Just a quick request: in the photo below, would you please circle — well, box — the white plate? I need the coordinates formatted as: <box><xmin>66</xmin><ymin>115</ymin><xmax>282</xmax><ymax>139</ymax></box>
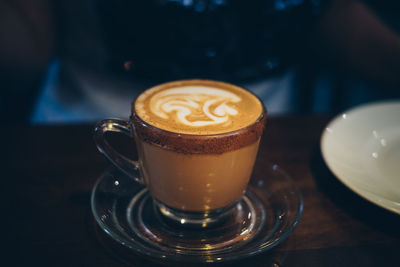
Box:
<box><xmin>321</xmin><ymin>101</ymin><xmax>400</xmax><ymax>214</ymax></box>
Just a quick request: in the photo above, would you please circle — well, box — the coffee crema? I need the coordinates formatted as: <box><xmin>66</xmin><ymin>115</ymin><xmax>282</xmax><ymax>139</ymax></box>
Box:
<box><xmin>135</xmin><ymin>80</ymin><xmax>263</xmax><ymax>135</ymax></box>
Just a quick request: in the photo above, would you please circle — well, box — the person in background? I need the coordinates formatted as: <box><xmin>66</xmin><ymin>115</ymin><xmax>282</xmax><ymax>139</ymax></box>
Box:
<box><xmin>0</xmin><ymin>0</ymin><xmax>54</xmax><ymax>123</ymax></box>
<box><xmin>1</xmin><ymin>0</ymin><xmax>399</xmax><ymax>124</ymax></box>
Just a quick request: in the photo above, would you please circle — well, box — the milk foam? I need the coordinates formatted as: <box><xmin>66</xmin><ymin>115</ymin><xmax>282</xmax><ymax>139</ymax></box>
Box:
<box><xmin>150</xmin><ymin>86</ymin><xmax>241</xmax><ymax>127</ymax></box>
<box><xmin>135</xmin><ymin>80</ymin><xmax>263</xmax><ymax>135</ymax></box>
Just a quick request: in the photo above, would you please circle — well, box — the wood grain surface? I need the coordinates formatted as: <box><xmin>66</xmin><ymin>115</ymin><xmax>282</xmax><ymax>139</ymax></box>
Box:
<box><xmin>3</xmin><ymin>116</ymin><xmax>400</xmax><ymax>266</ymax></box>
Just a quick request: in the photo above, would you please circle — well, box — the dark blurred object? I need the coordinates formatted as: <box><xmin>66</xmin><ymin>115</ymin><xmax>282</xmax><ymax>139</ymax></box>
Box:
<box><xmin>94</xmin><ymin>0</ymin><xmax>324</xmax><ymax>82</ymax></box>
<box><xmin>2</xmin><ymin>0</ymin><xmax>400</xmax><ymax>124</ymax></box>
<box><xmin>314</xmin><ymin>0</ymin><xmax>400</xmax><ymax>89</ymax></box>
<box><xmin>0</xmin><ymin>0</ymin><xmax>54</xmax><ymax>124</ymax></box>
<box><xmin>364</xmin><ymin>0</ymin><xmax>400</xmax><ymax>34</ymax></box>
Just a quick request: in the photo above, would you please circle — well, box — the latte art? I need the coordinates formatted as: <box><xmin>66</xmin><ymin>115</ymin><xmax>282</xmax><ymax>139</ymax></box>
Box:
<box><xmin>150</xmin><ymin>87</ymin><xmax>241</xmax><ymax>127</ymax></box>
<box><xmin>135</xmin><ymin>80</ymin><xmax>263</xmax><ymax>135</ymax></box>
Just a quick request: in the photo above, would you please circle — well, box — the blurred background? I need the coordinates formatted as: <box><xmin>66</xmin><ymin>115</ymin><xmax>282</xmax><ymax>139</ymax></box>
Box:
<box><xmin>1</xmin><ymin>0</ymin><xmax>399</xmax><ymax>124</ymax></box>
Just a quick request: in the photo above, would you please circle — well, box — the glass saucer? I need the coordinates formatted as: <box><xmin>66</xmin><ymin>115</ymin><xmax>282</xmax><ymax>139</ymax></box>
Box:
<box><xmin>91</xmin><ymin>161</ymin><xmax>303</xmax><ymax>263</ymax></box>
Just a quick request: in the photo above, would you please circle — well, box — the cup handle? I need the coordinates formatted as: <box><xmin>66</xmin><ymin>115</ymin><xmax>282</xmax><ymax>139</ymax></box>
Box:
<box><xmin>94</xmin><ymin>119</ymin><xmax>143</xmax><ymax>184</ymax></box>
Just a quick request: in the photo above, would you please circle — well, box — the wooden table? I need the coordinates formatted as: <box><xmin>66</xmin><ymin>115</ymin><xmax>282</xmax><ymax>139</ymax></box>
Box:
<box><xmin>4</xmin><ymin>116</ymin><xmax>400</xmax><ymax>266</ymax></box>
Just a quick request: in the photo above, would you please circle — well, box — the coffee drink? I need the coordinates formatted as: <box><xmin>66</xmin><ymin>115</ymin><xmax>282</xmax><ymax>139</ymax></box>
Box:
<box><xmin>132</xmin><ymin>80</ymin><xmax>266</xmax><ymax>211</ymax></box>
<box><xmin>135</xmin><ymin>80</ymin><xmax>263</xmax><ymax>134</ymax></box>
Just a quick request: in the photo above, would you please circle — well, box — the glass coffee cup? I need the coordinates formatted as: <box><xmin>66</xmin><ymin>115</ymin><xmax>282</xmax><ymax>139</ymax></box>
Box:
<box><xmin>94</xmin><ymin>80</ymin><xmax>266</xmax><ymax>227</ymax></box>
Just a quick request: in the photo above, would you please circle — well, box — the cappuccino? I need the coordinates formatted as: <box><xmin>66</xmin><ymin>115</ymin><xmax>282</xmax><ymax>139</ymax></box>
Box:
<box><xmin>132</xmin><ymin>80</ymin><xmax>265</xmax><ymax>211</ymax></box>
<box><xmin>135</xmin><ymin>80</ymin><xmax>263</xmax><ymax>135</ymax></box>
